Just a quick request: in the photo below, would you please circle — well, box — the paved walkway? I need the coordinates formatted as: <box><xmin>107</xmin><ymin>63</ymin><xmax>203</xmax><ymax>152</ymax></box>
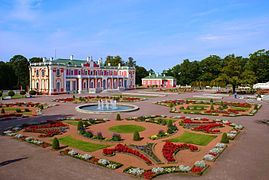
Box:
<box><xmin>1</xmin><ymin>90</ymin><xmax>269</xmax><ymax>180</ymax></box>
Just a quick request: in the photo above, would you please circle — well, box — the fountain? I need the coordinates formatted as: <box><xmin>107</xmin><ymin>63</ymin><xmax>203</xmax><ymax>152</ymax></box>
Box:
<box><xmin>76</xmin><ymin>99</ymin><xmax>139</xmax><ymax>114</ymax></box>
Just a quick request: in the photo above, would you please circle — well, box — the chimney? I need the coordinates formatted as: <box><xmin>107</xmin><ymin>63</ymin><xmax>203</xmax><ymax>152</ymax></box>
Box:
<box><xmin>70</xmin><ymin>55</ymin><xmax>74</xmax><ymax>60</ymax></box>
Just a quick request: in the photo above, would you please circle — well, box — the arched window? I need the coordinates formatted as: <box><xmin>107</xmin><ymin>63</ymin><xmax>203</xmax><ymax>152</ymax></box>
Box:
<box><xmin>56</xmin><ymin>69</ymin><xmax>60</xmax><ymax>76</ymax></box>
<box><xmin>36</xmin><ymin>70</ymin><xmax>39</xmax><ymax>76</ymax></box>
<box><xmin>42</xmin><ymin>69</ymin><xmax>45</xmax><ymax>77</ymax></box>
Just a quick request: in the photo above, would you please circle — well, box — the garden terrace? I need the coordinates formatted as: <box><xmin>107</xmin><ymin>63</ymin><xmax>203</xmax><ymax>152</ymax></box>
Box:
<box><xmin>3</xmin><ymin>113</ymin><xmax>245</xmax><ymax>179</ymax></box>
<box><xmin>156</xmin><ymin>99</ymin><xmax>261</xmax><ymax>117</ymax></box>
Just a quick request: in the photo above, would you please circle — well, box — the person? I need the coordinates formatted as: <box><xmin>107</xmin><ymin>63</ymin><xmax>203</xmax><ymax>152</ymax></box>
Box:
<box><xmin>234</xmin><ymin>92</ymin><xmax>237</xmax><ymax>98</ymax></box>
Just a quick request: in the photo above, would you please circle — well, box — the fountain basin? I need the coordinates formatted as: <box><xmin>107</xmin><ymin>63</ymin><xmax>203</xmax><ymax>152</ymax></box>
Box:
<box><xmin>75</xmin><ymin>103</ymin><xmax>139</xmax><ymax>114</ymax></box>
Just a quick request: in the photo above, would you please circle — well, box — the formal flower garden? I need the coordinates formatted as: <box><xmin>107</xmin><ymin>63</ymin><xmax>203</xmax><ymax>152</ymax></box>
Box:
<box><xmin>3</xmin><ymin>113</ymin><xmax>244</xmax><ymax>179</ymax></box>
<box><xmin>0</xmin><ymin>102</ymin><xmax>49</xmax><ymax>119</ymax></box>
<box><xmin>155</xmin><ymin>99</ymin><xmax>262</xmax><ymax>116</ymax></box>
<box><xmin>52</xmin><ymin>94</ymin><xmax>146</xmax><ymax>103</ymax></box>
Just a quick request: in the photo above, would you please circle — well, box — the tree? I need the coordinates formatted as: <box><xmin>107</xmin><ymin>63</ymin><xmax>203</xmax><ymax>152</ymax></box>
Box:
<box><xmin>221</xmin><ymin>133</ymin><xmax>229</xmax><ymax>143</ymax></box>
<box><xmin>8</xmin><ymin>90</ymin><xmax>15</xmax><ymax>97</ymax></box>
<box><xmin>148</xmin><ymin>69</ymin><xmax>155</xmax><ymax>75</ymax></box>
<box><xmin>133</xmin><ymin>131</ymin><xmax>141</xmax><ymax>141</ymax></box>
<box><xmin>10</xmin><ymin>55</ymin><xmax>29</xmax><ymax>89</ymax></box>
<box><xmin>216</xmin><ymin>55</ymin><xmax>244</xmax><ymax>93</ymax></box>
<box><xmin>135</xmin><ymin>66</ymin><xmax>148</xmax><ymax>85</ymax></box>
<box><xmin>52</xmin><ymin>138</ymin><xmax>60</xmax><ymax>149</ymax></box>
<box><xmin>240</xmin><ymin>70</ymin><xmax>257</xmax><ymax>86</ymax></box>
<box><xmin>126</xmin><ymin>57</ymin><xmax>136</xmax><ymax>67</ymax></box>
<box><xmin>77</xmin><ymin>121</ymin><xmax>84</xmax><ymax>131</ymax></box>
<box><xmin>0</xmin><ymin>62</ymin><xmax>17</xmax><ymax>90</ymax></box>
<box><xmin>29</xmin><ymin>57</ymin><xmax>43</xmax><ymax>63</ymax></box>
<box><xmin>199</xmin><ymin>55</ymin><xmax>223</xmax><ymax>82</ymax></box>
<box><xmin>116</xmin><ymin>113</ymin><xmax>121</xmax><ymax>120</ymax></box>
<box><xmin>104</xmin><ymin>55</ymin><xmax>125</xmax><ymax>66</ymax></box>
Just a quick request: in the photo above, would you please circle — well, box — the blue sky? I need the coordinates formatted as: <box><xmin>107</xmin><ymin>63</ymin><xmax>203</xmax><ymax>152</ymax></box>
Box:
<box><xmin>0</xmin><ymin>0</ymin><xmax>269</xmax><ymax>72</ymax></box>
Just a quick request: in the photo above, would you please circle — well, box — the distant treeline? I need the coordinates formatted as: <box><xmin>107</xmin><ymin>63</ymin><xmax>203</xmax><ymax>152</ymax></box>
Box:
<box><xmin>163</xmin><ymin>49</ymin><xmax>269</xmax><ymax>92</ymax></box>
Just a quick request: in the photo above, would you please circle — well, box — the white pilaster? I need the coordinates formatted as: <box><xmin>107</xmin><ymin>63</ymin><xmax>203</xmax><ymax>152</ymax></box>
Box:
<box><xmin>78</xmin><ymin>76</ymin><xmax>82</xmax><ymax>94</ymax></box>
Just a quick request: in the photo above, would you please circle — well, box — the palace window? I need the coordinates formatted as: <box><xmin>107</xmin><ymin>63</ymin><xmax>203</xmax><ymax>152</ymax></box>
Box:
<box><xmin>36</xmin><ymin>70</ymin><xmax>39</xmax><ymax>76</ymax></box>
<box><xmin>56</xmin><ymin>69</ymin><xmax>60</xmax><ymax>76</ymax></box>
<box><xmin>42</xmin><ymin>69</ymin><xmax>45</xmax><ymax>77</ymax></box>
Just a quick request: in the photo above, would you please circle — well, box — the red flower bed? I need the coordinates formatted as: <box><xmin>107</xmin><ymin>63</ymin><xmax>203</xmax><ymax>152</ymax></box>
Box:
<box><xmin>103</xmin><ymin>144</ymin><xmax>152</xmax><ymax>165</ymax></box>
<box><xmin>162</xmin><ymin>142</ymin><xmax>198</xmax><ymax>162</ymax></box>
<box><xmin>25</xmin><ymin>122</ymin><xmax>68</xmax><ymax>130</ymax></box>
<box><xmin>143</xmin><ymin>170</ymin><xmax>155</xmax><ymax>179</ymax></box>
<box><xmin>192</xmin><ymin>123</ymin><xmax>223</xmax><ymax>133</ymax></box>
<box><xmin>191</xmin><ymin>166</ymin><xmax>203</xmax><ymax>173</ymax></box>
<box><xmin>24</xmin><ymin>122</ymin><xmax>68</xmax><ymax>137</ymax></box>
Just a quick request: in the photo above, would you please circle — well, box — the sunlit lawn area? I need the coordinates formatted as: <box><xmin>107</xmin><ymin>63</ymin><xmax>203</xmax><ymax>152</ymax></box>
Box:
<box><xmin>63</xmin><ymin>120</ymin><xmax>79</xmax><ymax>126</ymax></box>
<box><xmin>169</xmin><ymin>131</ymin><xmax>217</xmax><ymax>146</ymax></box>
<box><xmin>109</xmin><ymin>125</ymin><xmax>146</xmax><ymax>133</ymax></box>
<box><xmin>58</xmin><ymin>136</ymin><xmax>110</xmax><ymax>152</ymax></box>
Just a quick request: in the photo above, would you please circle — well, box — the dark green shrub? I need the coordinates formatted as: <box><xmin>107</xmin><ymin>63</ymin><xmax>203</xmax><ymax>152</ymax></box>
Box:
<box><xmin>24</xmin><ymin>108</ymin><xmax>30</xmax><ymax>112</ymax></box>
<box><xmin>29</xmin><ymin>90</ymin><xmax>36</xmax><ymax>95</ymax></box>
<box><xmin>210</xmin><ymin>104</ymin><xmax>214</xmax><ymax>110</ymax></box>
<box><xmin>38</xmin><ymin>104</ymin><xmax>44</xmax><ymax>110</ymax></box>
<box><xmin>8</xmin><ymin>90</ymin><xmax>15</xmax><ymax>97</ymax></box>
<box><xmin>20</xmin><ymin>91</ymin><xmax>26</xmax><ymax>95</ymax></box>
<box><xmin>1</xmin><ymin>108</ymin><xmax>5</xmax><ymax>114</ymax></box>
<box><xmin>167</xmin><ymin>120</ymin><xmax>173</xmax><ymax>127</ymax></box>
<box><xmin>210</xmin><ymin>99</ymin><xmax>214</xmax><ymax>103</ymax></box>
<box><xmin>116</xmin><ymin>113</ymin><xmax>121</xmax><ymax>120</ymax></box>
<box><xmin>96</xmin><ymin>132</ymin><xmax>104</xmax><ymax>140</ymax></box>
<box><xmin>133</xmin><ymin>131</ymin><xmax>141</xmax><ymax>141</ymax></box>
<box><xmin>72</xmin><ymin>95</ymin><xmax>76</xmax><ymax>99</ymax></box>
<box><xmin>161</xmin><ymin>120</ymin><xmax>167</xmax><ymax>125</ymax></box>
<box><xmin>158</xmin><ymin>130</ymin><xmax>165</xmax><ymax>137</ymax></box>
<box><xmin>0</xmin><ymin>90</ymin><xmax>2</xmax><ymax>97</ymax></box>
<box><xmin>52</xmin><ymin>138</ymin><xmax>60</xmax><ymax>149</ymax></box>
<box><xmin>111</xmin><ymin>133</ymin><xmax>121</xmax><ymax>141</ymax></box>
<box><xmin>15</xmin><ymin>108</ymin><xmax>21</xmax><ymax>113</ymax></box>
<box><xmin>83</xmin><ymin>131</ymin><xmax>93</xmax><ymax>138</ymax></box>
<box><xmin>77</xmin><ymin>121</ymin><xmax>84</xmax><ymax>131</ymax></box>
<box><xmin>186</xmin><ymin>106</ymin><xmax>190</xmax><ymax>110</ymax></box>
<box><xmin>167</xmin><ymin>124</ymin><xmax>178</xmax><ymax>134</ymax></box>
<box><xmin>221</xmin><ymin>133</ymin><xmax>229</xmax><ymax>143</ymax></box>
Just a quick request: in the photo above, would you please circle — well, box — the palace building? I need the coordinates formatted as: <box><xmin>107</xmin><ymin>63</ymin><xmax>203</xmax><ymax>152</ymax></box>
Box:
<box><xmin>29</xmin><ymin>56</ymin><xmax>136</xmax><ymax>95</ymax></box>
<box><xmin>142</xmin><ymin>74</ymin><xmax>176</xmax><ymax>88</ymax></box>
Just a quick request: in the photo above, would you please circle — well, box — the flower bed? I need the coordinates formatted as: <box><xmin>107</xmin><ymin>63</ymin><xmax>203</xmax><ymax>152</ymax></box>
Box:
<box><xmin>24</xmin><ymin>121</ymin><xmax>69</xmax><ymax>137</ymax></box>
<box><xmin>103</xmin><ymin>144</ymin><xmax>152</xmax><ymax>165</ymax></box>
<box><xmin>203</xmin><ymin>143</ymin><xmax>227</xmax><ymax>162</ymax></box>
<box><xmin>130</xmin><ymin>143</ymin><xmax>162</xmax><ymax>163</ymax></box>
<box><xmin>162</xmin><ymin>142</ymin><xmax>198</xmax><ymax>162</ymax></box>
<box><xmin>61</xmin><ymin>149</ymin><xmax>122</xmax><ymax>170</ymax></box>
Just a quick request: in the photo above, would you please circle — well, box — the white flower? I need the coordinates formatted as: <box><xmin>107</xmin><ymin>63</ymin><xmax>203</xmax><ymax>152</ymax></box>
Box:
<box><xmin>179</xmin><ymin>165</ymin><xmax>191</xmax><ymax>172</ymax></box>
<box><xmin>194</xmin><ymin>160</ymin><xmax>206</xmax><ymax>168</ymax></box>
<box><xmin>127</xmin><ymin>167</ymin><xmax>144</xmax><ymax>176</ymax></box>
<box><xmin>15</xmin><ymin>134</ymin><xmax>23</xmax><ymax>138</ymax></box>
<box><xmin>82</xmin><ymin>154</ymin><xmax>92</xmax><ymax>160</ymax></box>
<box><xmin>25</xmin><ymin>137</ymin><xmax>33</xmax><ymax>142</ymax></box>
<box><xmin>68</xmin><ymin>150</ymin><xmax>78</xmax><ymax>156</ymax></box>
<box><xmin>98</xmin><ymin>159</ymin><xmax>110</xmax><ymax>165</ymax></box>
<box><xmin>107</xmin><ymin>163</ymin><xmax>117</xmax><ymax>169</ymax></box>
<box><xmin>151</xmin><ymin>167</ymin><xmax>164</xmax><ymax>173</ymax></box>
<box><xmin>210</xmin><ymin>147</ymin><xmax>223</xmax><ymax>154</ymax></box>
<box><xmin>203</xmin><ymin>154</ymin><xmax>215</xmax><ymax>161</ymax></box>
<box><xmin>215</xmin><ymin>143</ymin><xmax>226</xmax><ymax>148</ymax></box>
<box><xmin>3</xmin><ymin>130</ymin><xmax>12</xmax><ymax>134</ymax></box>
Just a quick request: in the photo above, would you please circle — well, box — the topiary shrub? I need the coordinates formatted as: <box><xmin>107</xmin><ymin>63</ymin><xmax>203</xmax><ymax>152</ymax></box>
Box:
<box><xmin>20</xmin><ymin>90</ymin><xmax>26</xmax><ymax>95</ymax></box>
<box><xmin>111</xmin><ymin>133</ymin><xmax>122</xmax><ymax>141</ymax></box>
<box><xmin>167</xmin><ymin>120</ymin><xmax>173</xmax><ymax>127</ymax></box>
<box><xmin>24</xmin><ymin>108</ymin><xmax>30</xmax><ymax>112</ymax></box>
<box><xmin>158</xmin><ymin>130</ymin><xmax>165</xmax><ymax>137</ymax></box>
<box><xmin>15</xmin><ymin>108</ymin><xmax>21</xmax><ymax>113</ymax></box>
<box><xmin>133</xmin><ymin>131</ymin><xmax>141</xmax><ymax>141</ymax></box>
<box><xmin>8</xmin><ymin>90</ymin><xmax>15</xmax><ymax>97</ymax></box>
<box><xmin>221</xmin><ymin>133</ymin><xmax>229</xmax><ymax>143</ymax></box>
<box><xmin>77</xmin><ymin>121</ymin><xmax>84</xmax><ymax>131</ymax></box>
<box><xmin>116</xmin><ymin>113</ymin><xmax>121</xmax><ymax>120</ymax></box>
<box><xmin>29</xmin><ymin>90</ymin><xmax>36</xmax><ymax>95</ymax></box>
<box><xmin>52</xmin><ymin>137</ymin><xmax>60</xmax><ymax>150</ymax></box>
<box><xmin>1</xmin><ymin>108</ymin><xmax>5</xmax><ymax>114</ymax></box>
<box><xmin>96</xmin><ymin>132</ymin><xmax>104</xmax><ymax>140</ymax></box>
<box><xmin>210</xmin><ymin>104</ymin><xmax>214</xmax><ymax>110</ymax></box>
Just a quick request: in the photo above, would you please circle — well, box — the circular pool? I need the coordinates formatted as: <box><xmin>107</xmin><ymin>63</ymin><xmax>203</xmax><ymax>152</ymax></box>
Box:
<box><xmin>75</xmin><ymin>103</ymin><xmax>139</xmax><ymax>114</ymax></box>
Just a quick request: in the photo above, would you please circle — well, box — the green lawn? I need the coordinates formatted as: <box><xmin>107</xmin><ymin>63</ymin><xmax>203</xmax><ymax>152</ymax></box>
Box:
<box><xmin>109</xmin><ymin>125</ymin><xmax>146</xmax><ymax>133</ymax></box>
<box><xmin>58</xmin><ymin>136</ymin><xmax>109</xmax><ymax>152</ymax></box>
<box><xmin>168</xmin><ymin>132</ymin><xmax>217</xmax><ymax>146</ymax></box>
<box><xmin>186</xmin><ymin>97</ymin><xmax>212</xmax><ymax>101</ymax></box>
<box><xmin>63</xmin><ymin>120</ymin><xmax>79</xmax><ymax>126</ymax></box>
<box><xmin>3</xmin><ymin>94</ymin><xmax>25</xmax><ymax>99</ymax></box>
<box><xmin>112</xmin><ymin>94</ymin><xmax>157</xmax><ymax>98</ymax></box>
<box><xmin>230</xmin><ymin>107</ymin><xmax>250</xmax><ymax>111</ymax></box>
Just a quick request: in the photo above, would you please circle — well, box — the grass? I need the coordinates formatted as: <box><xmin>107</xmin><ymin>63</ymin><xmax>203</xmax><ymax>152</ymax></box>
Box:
<box><xmin>3</xmin><ymin>93</ymin><xmax>25</xmax><ymax>99</ymax></box>
<box><xmin>109</xmin><ymin>125</ymin><xmax>146</xmax><ymax>133</ymax></box>
<box><xmin>64</xmin><ymin>120</ymin><xmax>79</xmax><ymax>126</ymax></box>
<box><xmin>58</xmin><ymin>136</ymin><xmax>109</xmax><ymax>152</ymax></box>
<box><xmin>186</xmin><ymin>97</ymin><xmax>212</xmax><ymax>101</ymax></box>
<box><xmin>230</xmin><ymin>107</ymin><xmax>250</xmax><ymax>111</ymax></box>
<box><xmin>169</xmin><ymin>132</ymin><xmax>217</xmax><ymax>146</ymax></box>
<box><xmin>112</xmin><ymin>94</ymin><xmax>157</xmax><ymax>98</ymax></box>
